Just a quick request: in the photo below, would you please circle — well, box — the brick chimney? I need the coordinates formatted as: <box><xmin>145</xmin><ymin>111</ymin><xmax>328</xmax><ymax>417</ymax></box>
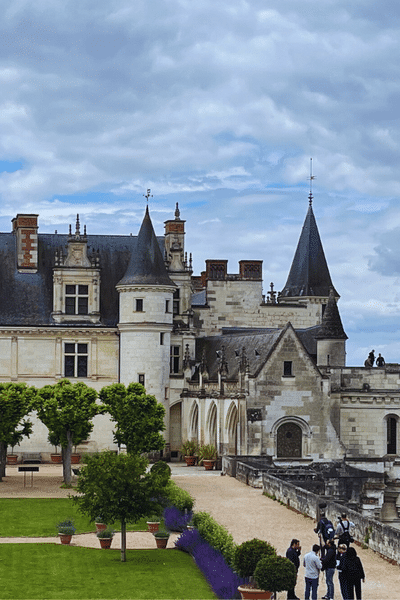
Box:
<box><xmin>12</xmin><ymin>214</ymin><xmax>39</xmax><ymax>272</ymax></box>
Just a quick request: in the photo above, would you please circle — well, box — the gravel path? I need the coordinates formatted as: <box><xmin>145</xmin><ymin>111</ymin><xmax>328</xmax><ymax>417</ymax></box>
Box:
<box><xmin>1</xmin><ymin>463</ymin><xmax>399</xmax><ymax>599</ymax></box>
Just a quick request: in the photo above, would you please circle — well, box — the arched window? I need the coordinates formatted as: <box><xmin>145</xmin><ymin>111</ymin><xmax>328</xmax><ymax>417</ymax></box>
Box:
<box><xmin>190</xmin><ymin>402</ymin><xmax>199</xmax><ymax>443</ymax></box>
<box><xmin>207</xmin><ymin>402</ymin><xmax>217</xmax><ymax>447</ymax></box>
<box><xmin>226</xmin><ymin>402</ymin><xmax>238</xmax><ymax>455</ymax></box>
<box><xmin>387</xmin><ymin>416</ymin><xmax>397</xmax><ymax>454</ymax></box>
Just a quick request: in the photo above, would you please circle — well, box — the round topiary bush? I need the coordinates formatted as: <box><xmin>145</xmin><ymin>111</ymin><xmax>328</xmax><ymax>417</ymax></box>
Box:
<box><xmin>254</xmin><ymin>554</ymin><xmax>297</xmax><ymax>593</ymax></box>
<box><xmin>233</xmin><ymin>538</ymin><xmax>276</xmax><ymax>578</ymax></box>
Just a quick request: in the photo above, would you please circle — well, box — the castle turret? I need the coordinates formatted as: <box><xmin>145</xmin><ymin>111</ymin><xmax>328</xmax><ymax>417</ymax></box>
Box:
<box><xmin>280</xmin><ymin>201</ymin><xmax>338</xmax><ymax>302</ymax></box>
<box><xmin>315</xmin><ymin>287</ymin><xmax>347</xmax><ymax>367</ymax></box>
<box><xmin>116</xmin><ymin>206</ymin><xmax>176</xmax><ymax>412</ymax></box>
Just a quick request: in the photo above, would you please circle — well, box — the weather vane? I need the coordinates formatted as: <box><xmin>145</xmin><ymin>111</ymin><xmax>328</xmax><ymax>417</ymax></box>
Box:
<box><xmin>308</xmin><ymin>158</ymin><xmax>316</xmax><ymax>206</ymax></box>
<box><xmin>143</xmin><ymin>189</ymin><xmax>153</xmax><ymax>203</ymax></box>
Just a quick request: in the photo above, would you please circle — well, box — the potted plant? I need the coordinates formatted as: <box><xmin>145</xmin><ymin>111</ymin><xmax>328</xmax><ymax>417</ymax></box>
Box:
<box><xmin>180</xmin><ymin>440</ymin><xmax>198</xmax><ymax>466</ymax></box>
<box><xmin>233</xmin><ymin>538</ymin><xmax>277</xmax><ymax>600</ymax></box>
<box><xmin>95</xmin><ymin>515</ymin><xmax>107</xmax><ymax>533</ymax></box>
<box><xmin>71</xmin><ymin>444</ymin><xmax>81</xmax><ymax>464</ymax></box>
<box><xmin>146</xmin><ymin>514</ymin><xmax>161</xmax><ymax>533</ymax></box>
<box><xmin>253</xmin><ymin>555</ymin><xmax>296</xmax><ymax>599</ymax></box>
<box><xmin>6</xmin><ymin>426</ymin><xmax>31</xmax><ymax>465</ymax></box>
<box><xmin>56</xmin><ymin>519</ymin><xmax>76</xmax><ymax>545</ymax></box>
<box><xmin>96</xmin><ymin>527</ymin><xmax>115</xmax><ymax>549</ymax></box>
<box><xmin>153</xmin><ymin>529</ymin><xmax>170</xmax><ymax>549</ymax></box>
<box><xmin>198</xmin><ymin>444</ymin><xmax>218</xmax><ymax>470</ymax></box>
<box><xmin>48</xmin><ymin>431</ymin><xmax>62</xmax><ymax>464</ymax></box>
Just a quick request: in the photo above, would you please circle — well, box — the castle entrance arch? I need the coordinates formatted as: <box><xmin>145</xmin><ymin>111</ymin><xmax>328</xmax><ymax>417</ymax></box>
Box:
<box><xmin>277</xmin><ymin>422</ymin><xmax>302</xmax><ymax>458</ymax></box>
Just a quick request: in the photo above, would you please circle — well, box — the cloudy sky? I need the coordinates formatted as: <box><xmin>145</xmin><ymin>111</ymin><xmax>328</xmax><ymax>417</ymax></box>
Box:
<box><xmin>1</xmin><ymin>0</ymin><xmax>400</xmax><ymax>366</ymax></box>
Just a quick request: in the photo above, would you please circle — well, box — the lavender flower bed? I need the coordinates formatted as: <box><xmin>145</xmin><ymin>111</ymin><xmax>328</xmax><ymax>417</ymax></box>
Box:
<box><xmin>163</xmin><ymin>506</ymin><xmax>193</xmax><ymax>532</ymax></box>
<box><xmin>175</xmin><ymin>529</ymin><xmax>247</xmax><ymax>600</ymax></box>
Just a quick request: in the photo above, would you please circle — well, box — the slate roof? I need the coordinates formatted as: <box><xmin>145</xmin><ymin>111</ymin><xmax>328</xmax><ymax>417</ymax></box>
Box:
<box><xmin>195</xmin><ymin>324</ymin><xmax>325</xmax><ymax>380</ymax></box>
<box><xmin>280</xmin><ymin>203</ymin><xmax>338</xmax><ymax>298</ymax></box>
<box><xmin>0</xmin><ymin>229</ymin><xmax>165</xmax><ymax>327</ymax></box>
<box><xmin>315</xmin><ymin>288</ymin><xmax>347</xmax><ymax>340</ymax></box>
<box><xmin>117</xmin><ymin>206</ymin><xmax>175</xmax><ymax>288</ymax></box>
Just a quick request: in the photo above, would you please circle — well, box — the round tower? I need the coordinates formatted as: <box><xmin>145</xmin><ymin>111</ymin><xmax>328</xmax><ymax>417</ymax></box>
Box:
<box><xmin>116</xmin><ymin>206</ymin><xmax>176</xmax><ymax>413</ymax></box>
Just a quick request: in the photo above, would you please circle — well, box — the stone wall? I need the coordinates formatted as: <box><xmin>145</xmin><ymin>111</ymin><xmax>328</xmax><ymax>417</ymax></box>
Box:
<box><xmin>258</xmin><ymin>470</ymin><xmax>400</xmax><ymax>564</ymax></box>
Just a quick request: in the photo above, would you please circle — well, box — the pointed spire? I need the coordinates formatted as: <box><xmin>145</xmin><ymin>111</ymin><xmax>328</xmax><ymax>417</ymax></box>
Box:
<box><xmin>315</xmin><ymin>287</ymin><xmax>348</xmax><ymax>339</ymax></box>
<box><xmin>280</xmin><ymin>202</ymin><xmax>338</xmax><ymax>298</ymax></box>
<box><xmin>118</xmin><ymin>206</ymin><xmax>175</xmax><ymax>287</ymax></box>
<box><xmin>75</xmin><ymin>214</ymin><xmax>80</xmax><ymax>237</ymax></box>
<box><xmin>175</xmin><ymin>202</ymin><xmax>180</xmax><ymax>219</ymax></box>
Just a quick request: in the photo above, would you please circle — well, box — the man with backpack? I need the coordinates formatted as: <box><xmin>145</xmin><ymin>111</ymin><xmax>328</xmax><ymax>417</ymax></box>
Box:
<box><xmin>336</xmin><ymin>513</ymin><xmax>355</xmax><ymax>547</ymax></box>
<box><xmin>314</xmin><ymin>513</ymin><xmax>335</xmax><ymax>545</ymax></box>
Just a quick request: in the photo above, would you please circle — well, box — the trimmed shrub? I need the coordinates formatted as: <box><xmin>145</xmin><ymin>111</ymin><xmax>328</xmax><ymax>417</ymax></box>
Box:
<box><xmin>175</xmin><ymin>529</ymin><xmax>246</xmax><ymax>600</ymax></box>
<box><xmin>233</xmin><ymin>538</ymin><xmax>276</xmax><ymax>578</ymax></box>
<box><xmin>163</xmin><ymin>506</ymin><xmax>193</xmax><ymax>532</ymax></box>
<box><xmin>192</xmin><ymin>511</ymin><xmax>236</xmax><ymax>567</ymax></box>
<box><xmin>163</xmin><ymin>480</ymin><xmax>194</xmax><ymax>512</ymax></box>
<box><xmin>254</xmin><ymin>554</ymin><xmax>296</xmax><ymax>593</ymax></box>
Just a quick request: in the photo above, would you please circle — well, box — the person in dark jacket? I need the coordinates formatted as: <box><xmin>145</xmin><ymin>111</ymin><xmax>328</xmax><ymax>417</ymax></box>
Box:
<box><xmin>286</xmin><ymin>538</ymin><xmax>301</xmax><ymax>600</ymax></box>
<box><xmin>321</xmin><ymin>539</ymin><xmax>336</xmax><ymax>600</ymax></box>
<box><xmin>341</xmin><ymin>546</ymin><xmax>365</xmax><ymax>600</ymax></box>
<box><xmin>337</xmin><ymin>544</ymin><xmax>349</xmax><ymax>600</ymax></box>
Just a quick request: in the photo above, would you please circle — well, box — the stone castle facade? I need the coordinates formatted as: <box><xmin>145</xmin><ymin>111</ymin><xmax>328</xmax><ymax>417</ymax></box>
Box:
<box><xmin>2</xmin><ymin>198</ymin><xmax>400</xmax><ymax>516</ymax></box>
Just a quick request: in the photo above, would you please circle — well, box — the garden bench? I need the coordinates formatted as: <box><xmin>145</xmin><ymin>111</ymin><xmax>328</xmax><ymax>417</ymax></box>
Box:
<box><xmin>22</xmin><ymin>452</ymin><xmax>42</xmax><ymax>464</ymax></box>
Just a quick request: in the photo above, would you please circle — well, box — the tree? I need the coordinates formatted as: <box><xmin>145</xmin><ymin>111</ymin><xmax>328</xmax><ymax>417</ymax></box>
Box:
<box><xmin>72</xmin><ymin>451</ymin><xmax>170</xmax><ymax>561</ymax></box>
<box><xmin>0</xmin><ymin>383</ymin><xmax>36</xmax><ymax>480</ymax></box>
<box><xmin>99</xmin><ymin>383</ymin><xmax>165</xmax><ymax>455</ymax></box>
<box><xmin>35</xmin><ymin>379</ymin><xmax>102</xmax><ymax>485</ymax></box>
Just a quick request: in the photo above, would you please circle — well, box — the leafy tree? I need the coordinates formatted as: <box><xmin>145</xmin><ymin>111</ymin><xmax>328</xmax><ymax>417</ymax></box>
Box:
<box><xmin>99</xmin><ymin>382</ymin><xmax>165</xmax><ymax>455</ymax></box>
<box><xmin>35</xmin><ymin>379</ymin><xmax>102</xmax><ymax>485</ymax></box>
<box><xmin>0</xmin><ymin>383</ymin><xmax>36</xmax><ymax>480</ymax></box>
<box><xmin>72</xmin><ymin>451</ymin><xmax>170</xmax><ymax>561</ymax></box>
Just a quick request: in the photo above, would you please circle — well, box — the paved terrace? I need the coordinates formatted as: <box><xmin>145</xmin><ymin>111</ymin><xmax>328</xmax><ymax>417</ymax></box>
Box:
<box><xmin>0</xmin><ymin>462</ymin><xmax>398</xmax><ymax>599</ymax></box>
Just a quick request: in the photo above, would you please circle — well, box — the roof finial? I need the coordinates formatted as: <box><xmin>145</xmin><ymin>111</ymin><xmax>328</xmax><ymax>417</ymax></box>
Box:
<box><xmin>175</xmin><ymin>202</ymin><xmax>180</xmax><ymax>219</ymax></box>
<box><xmin>75</xmin><ymin>214</ymin><xmax>80</xmax><ymax>236</ymax></box>
<box><xmin>308</xmin><ymin>157</ymin><xmax>316</xmax><ymax>206</ymax></box>
<box><xmin>143</xmin><ymin>188</ymin><xmax>153</xmax><ymax>204</ymax></box>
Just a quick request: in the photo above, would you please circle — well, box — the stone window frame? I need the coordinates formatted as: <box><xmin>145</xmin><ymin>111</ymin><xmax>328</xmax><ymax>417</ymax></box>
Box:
<box><xmin>385</xmin><ymin>414</ymin><xmax>399</xmax><ymax>455</ymax></box>
<box><xmin>270</xmin><ymin>416</ymin><xmax>312</xmax><ymax>460</ymax></box>
<box><xmin>64</xmin><ymin>342</ymin><xmax>89</xmax><ymax>378</ymax></box>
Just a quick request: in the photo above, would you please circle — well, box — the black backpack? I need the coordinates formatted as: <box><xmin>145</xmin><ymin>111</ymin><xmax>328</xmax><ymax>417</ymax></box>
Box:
<box><xmin>320</xmin><ymin>518</ymin><xmax>335</xmax><ymax>540</ymax></box>
<box><xmin>339</xmin><ymin>519</ymin><xmax>354</xmax><ymax>544</ymax></box>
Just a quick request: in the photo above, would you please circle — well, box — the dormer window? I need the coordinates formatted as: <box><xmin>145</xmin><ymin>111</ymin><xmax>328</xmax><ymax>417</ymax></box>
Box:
<box><xmin>65</xmin><ymin>285</ymin><xmax>89</xmax><ymax>315</ymax></box>
<box><xmin>51</xmin><ymin>215</ymin><xmax>101</xmax><ymax>324</ymax></box>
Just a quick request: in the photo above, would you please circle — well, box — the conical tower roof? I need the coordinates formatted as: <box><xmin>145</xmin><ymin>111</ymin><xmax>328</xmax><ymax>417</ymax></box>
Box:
<box><xmin>280</xmin><ymin>202</ymin><xmax>338</xmax><ymax>298</ymax></box>
<box><xmin>315</xmin><ymin>287</ymin><xmax>347</xmax><ymax>339</ymax></box>
<box><xmin>118</xmin><ymin>206</ymin><xmax>175</xmax><ymax>287</ymax></box>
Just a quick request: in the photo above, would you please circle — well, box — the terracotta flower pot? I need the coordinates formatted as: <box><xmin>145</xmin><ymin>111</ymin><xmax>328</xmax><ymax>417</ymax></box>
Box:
<box><xmin>51</xmin><ymin>454</ymin><xmax>62</xmax><ymax>464</ymax></box>
<box><xmin>155</xmin><ymin>537</ymin><xmax>169</xmax><ymax>549</ymax></box>
<box><xmin>184</xmin><ymin>455</ymin><xmax>196</xmax><ymax>466</ymax></box>
<box><xmin>147</xmin><ymin>521</ymin><xmax>160</xmax><ymax>533</ymax></box>
<box><xmin>203</xmin><ymin>459</ymin><xmax>215</xmax><ymax>470</ymax></box>
<box><xmin>58</xmin><ymin>533</ymin><xmax>72</xmax><ymax>545</ymax></box>
<box><xmin>7</xmin><ymin>455</ymin><xmax>18</xmax><ymax>465</ymax></box>
<box><xmin>238</xmin><ymin>585</ymin><xmax>273</xmax><ymax>600</ymax></box>
<box><xmin>99</xmin><ymin>537</ymin><xmax>113</xmax><ymax>549</ymax></box>
<box><xmin>95</xmin><ymin>523</ymin><xmax>107</xmax><ymax>533</ymax></box>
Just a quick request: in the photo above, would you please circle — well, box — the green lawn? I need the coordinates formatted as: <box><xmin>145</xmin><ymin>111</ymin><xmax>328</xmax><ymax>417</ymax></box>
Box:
<box><xmin>0</xmin><ymin>544</ymin><xmax>216</xmax><ymax>599</ymax></box>
<box><xmin>0</xmin><ymin>498</ymin><xmax>153</xmax><ymax>537</ymax></box>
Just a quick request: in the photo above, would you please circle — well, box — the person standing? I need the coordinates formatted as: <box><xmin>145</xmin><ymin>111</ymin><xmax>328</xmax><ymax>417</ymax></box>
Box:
<box><xmin>286</xmin><ymin>538</ymin><xmax>301</xmax><ymax>600</ymax></box>
<box><xmin>321</xmin><ymin>539</ymin><xmax>336</xmax><ymax>600</ymax></box>
<box><xmin>303</xmin><ymin>544</ymin><xmax>322</xmax><ymax>600</ymax></box>
<box><xmin>336</xmin><ymin>513</ymin><xmax>355</xmax><ymax>547</ymax></box>
<box><xmin>336</xmin><ymin>544</ymin><xmax>349</xmax><ymax>600</ymax></box>
<box><xmin>341</xmin><ymin>546</ymin><xmax>365</xmax><ymax>600</ymax></box>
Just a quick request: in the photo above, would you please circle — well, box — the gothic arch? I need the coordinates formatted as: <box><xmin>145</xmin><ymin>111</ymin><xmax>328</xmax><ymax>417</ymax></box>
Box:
<box><xmin>226</xmin><ymin>401</ymin><xmax>239</xmax><ymax>455</ymax></box>
<box><xmin>189</xmin><ymin>401</ymin><xmax>199</xmax><ymax>443</ymax></box>
<box><xmin>206</xmin><ymin>401</ymin><xmax>218</xmax><ymax>447</ymax></box>
<box><xmin>271</xmin><ymin>417</ymin><xmax>311</xmax><ymax>459</ymax></box>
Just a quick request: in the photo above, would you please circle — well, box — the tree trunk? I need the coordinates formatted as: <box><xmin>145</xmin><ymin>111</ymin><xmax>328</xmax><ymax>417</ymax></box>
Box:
<box><xmin>121</xmin><ymin>518</ymin><xmax>126</xmax><ymax>562</ymax></box>
<box><xmin>62</xmin><ymin>431</ymin><xmax>73</xmax><ymax>485</ymax></box>
<box><xmin>0</xmin><ymin>441</ymin><xmax>7</xmax><ymax>481</ymax></box>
